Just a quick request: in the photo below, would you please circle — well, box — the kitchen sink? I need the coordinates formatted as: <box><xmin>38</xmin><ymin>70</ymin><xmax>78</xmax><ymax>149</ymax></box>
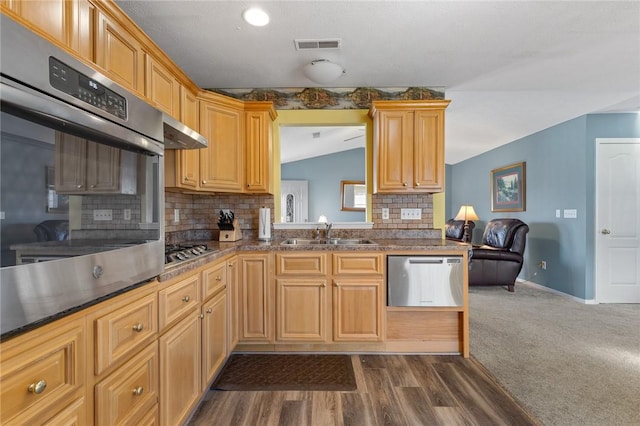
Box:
<box><xmin>280</xmin><ymin>238</ymin><xmax>377</xmax><ymax>246</ymax></box>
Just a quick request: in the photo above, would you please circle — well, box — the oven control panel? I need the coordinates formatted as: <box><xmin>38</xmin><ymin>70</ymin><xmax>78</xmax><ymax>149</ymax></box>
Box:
<box><xmin>49</xmin><ymin>57</ymin><xmax>127</xmax><ymax>120</ymax></box>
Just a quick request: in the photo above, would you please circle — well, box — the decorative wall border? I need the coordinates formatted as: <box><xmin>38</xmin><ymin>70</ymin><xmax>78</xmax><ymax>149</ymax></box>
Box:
<box><xmin>205</xmin><ymin>87</ymin><xmax>444</xmax><ymax>110</ymax></box>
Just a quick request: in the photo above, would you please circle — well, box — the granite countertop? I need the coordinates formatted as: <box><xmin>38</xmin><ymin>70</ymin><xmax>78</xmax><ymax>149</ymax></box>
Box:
<box><xmin>159</xmin><ymin>237</ymin><xmax>470</xmax><ymax>281</ymax></box>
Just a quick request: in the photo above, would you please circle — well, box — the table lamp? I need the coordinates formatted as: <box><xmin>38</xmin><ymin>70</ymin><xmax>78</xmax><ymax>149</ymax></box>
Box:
<box><xmin>454</xmin><ymin>205</ymin><xmax>479</xmax><ymax>243</ymax></box>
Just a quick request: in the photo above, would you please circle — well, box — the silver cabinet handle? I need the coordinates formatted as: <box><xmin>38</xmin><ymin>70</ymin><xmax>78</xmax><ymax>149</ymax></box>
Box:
<box><xmin>132</xmin><ymin>323</ymin><xmax>144</xmax><ymax>332</ymax></box>
<box><xmin>132</xmin><ymin>386</ymin><xmax>144</xmax><ymax>396</ymax></box>
<box><xmin>28</xmin><ymin>380</ymin><xmax>47</xmax><ymax>394</ymax></box>
<box><xmin>182</xmin><ymin>295</ymin><xmax>190</xmax><ymax>302</ymax></box>
<box><xmin>601</xmin><ymin>229</ymin><xmax>611</xmax><ymax>235</ymax></box>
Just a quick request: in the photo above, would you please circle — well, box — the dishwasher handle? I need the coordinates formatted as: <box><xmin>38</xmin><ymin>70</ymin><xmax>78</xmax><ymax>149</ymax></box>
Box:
<box><xmin>408</xmin><ymin>259</ymin><xmax>443</xmax><ymax>264</ymax></box>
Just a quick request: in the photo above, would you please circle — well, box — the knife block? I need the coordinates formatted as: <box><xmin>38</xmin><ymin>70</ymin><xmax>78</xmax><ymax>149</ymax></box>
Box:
<box><xmin>219</xmin><ymin>219</ymin><xmax>243</xmax><ymax>242</ymax></box>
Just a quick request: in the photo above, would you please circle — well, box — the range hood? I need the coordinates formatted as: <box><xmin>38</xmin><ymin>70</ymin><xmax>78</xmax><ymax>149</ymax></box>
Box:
<box><xmin>163</xmin><ymin>113</ymin><xmax>208</xmax><ymax>149</ymax></box>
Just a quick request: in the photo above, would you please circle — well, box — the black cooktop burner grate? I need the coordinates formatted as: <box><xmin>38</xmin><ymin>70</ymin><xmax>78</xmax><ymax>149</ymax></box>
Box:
<box><xmin>165</xmin><ymin>243</ymin><xmax>210</xmax><ymax>265</ymax></box>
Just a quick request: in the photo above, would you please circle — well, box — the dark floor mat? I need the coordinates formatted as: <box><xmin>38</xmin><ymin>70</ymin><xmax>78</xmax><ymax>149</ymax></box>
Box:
<box><xmin>212</xmin><ymin>354</ymin><xmax>357</xmax><ymax>391</ymax></box>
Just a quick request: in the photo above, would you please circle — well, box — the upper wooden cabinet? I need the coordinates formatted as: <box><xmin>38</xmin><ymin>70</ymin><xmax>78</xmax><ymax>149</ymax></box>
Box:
<box><xmin>244</xmin><ymin>102</ymin><xmax>277</xmax><ymax>194</ymax></box>
<box><xmin>94</xmin><ymin>8</ymin><xmax>145</xmax><ymax>96</ymax></box>
<box><xmin>198</xmin><ymin>93</ymin><xmax>245</xmax><ymax>192</ymax></box>
<box><xmin>145</xmin><ymin>54</ymin><xmax>180</xmax><ymax>119</ymax></box>
<box><xmin>1</xmin><ymin>0</ymin><xmax>94</xmax><ymax>62</ymax></box>
<box><xmin>370</xmin><ymin>100</ymin><xmax>450</xmax><ymax>193</ymax></box>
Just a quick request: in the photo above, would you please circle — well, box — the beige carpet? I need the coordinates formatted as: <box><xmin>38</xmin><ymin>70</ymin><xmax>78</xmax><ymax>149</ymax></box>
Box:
<box><xmin>469</xmin><ymin>282</ymin><xmax>640</xmax><ymax>426</ymax></box>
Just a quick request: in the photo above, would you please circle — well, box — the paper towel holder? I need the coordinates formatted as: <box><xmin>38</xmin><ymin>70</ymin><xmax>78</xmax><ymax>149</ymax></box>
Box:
<box><xmin>258</xmin><ymin>207</ymin><xmax>271</xmax><ymax>241</ymax></box>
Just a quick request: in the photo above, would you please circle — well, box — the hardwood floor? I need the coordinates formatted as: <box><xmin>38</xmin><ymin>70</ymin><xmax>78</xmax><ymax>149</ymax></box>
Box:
<box><xmin>188</xmin><ymin>355</ymin><xmax>540</xmax><ymax>426</ymax></box>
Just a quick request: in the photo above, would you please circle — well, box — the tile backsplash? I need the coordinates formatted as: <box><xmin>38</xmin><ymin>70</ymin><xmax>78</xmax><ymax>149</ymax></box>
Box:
<box><xmin>371</xmin><ymin>193</ymin><xmax>434</xmax><ymax>229</ymax></box>
<box><xmin>165</xmin><ymin>192</ymin><xmax>274</xmax><ymax>241</ymax></box>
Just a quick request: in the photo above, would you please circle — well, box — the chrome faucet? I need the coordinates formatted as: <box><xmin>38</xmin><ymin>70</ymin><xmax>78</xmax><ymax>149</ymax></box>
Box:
<box><xmin>325</xmin><ymin>222</ymin><xmax>333</xmax><ymax>240</ymax></box>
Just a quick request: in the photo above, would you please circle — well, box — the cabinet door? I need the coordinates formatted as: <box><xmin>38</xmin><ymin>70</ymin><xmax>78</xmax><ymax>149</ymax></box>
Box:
<box><xmin>159</xmin><ymin>312</ymin><xmax>201</xmax><ymax>426</ymax></box>
<box><xmin>227</xmin><ymin>257</ymin><xmax>240</xmax><ymax>351</ymax></box>
<box><xmin>94</xmin><ymin>342</ymin><xmax>159</xmax><ymax>426</ymax></box>
<box><xmin>174</xmin><ymin>87</ymin><xmax>201</xmax><ymax>189</ymax></box>
<box><xmin>276</xmin><ymin>279</ymin><xmax>328</xmax><ymax>342</ymax></box>
<box><xmin>95</xmin><ymin>10</ymin><xmax>144</xmax><ymax>95</ymax></box>
<box><xmin>245</xmin><ymin>110</ymin><xmax>271</xmax><ymax>193</ymax></box>
<box><xmin>375</xmin><ymin>110</ymin><xmax>413</xmax><ymax>192</ymax></box>
<box><xmin>86</xmin><ymin>140</ymin><xmax>121</xmax><ymax>192</ymax></box>
<box><xmin>1</xmin><ymin>0</ymin><xmax>94</xmax><ymax>62</ymax></box>
<box><xmin>239</xmin><ymin>254</ymin><xmax>271</xmax><ymax>342</ymax></box>
<box><xmin>0</xmin><ymin>317</ymin><xmax>85</xmax><ymax>425</ymax></box>
<box><xmin>145</xmin><ymin>55</ymin><xmax>180</xmax><ymax>119</ymax></box>
<box><xmin>2</xmin><ymin>0</ymin><xmax>67</xmax><ymax>46</ymax></box>
<box><xmin>55</xmin><ymin>133</ymin><xmax>87</xmax><ymax>193</ymax></box>
<box><xmin>199</xmin><ymin>101</ymin><xmax>244</xmax><ymax>192</ymax></box>
<box><xmin>333</xmin><ymin>278</ymin><xmax>383</xmax><ymax>341</ymax></box>
<box><xmin>201</xmin><ymin>290</ymin><xmax>227</xmax><ymax>390</ymax></box>
<box><xmin>413</xmin><ymin>109</ymin><xmax>445</xmax><ymax>191</ymax></box>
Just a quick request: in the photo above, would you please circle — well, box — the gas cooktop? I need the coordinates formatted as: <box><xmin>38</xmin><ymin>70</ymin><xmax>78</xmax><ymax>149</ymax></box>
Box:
<box><xmin>164</xmin><ymin>243</ymin><xmax>212</xmax><ymax>268</ymax></box>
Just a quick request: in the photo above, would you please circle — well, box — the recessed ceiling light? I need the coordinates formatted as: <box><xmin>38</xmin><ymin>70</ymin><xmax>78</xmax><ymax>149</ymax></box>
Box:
<box><xmin>242</xmin><ymin>7</ymin><xmax>269</xmax><ymax>27</ymax></box>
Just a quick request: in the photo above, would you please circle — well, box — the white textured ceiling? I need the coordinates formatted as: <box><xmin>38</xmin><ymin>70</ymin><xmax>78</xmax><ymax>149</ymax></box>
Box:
<box><xmin>116</xmin><ymin>0</ymin><xmax>640</xmax><ymax>164</ymax></box>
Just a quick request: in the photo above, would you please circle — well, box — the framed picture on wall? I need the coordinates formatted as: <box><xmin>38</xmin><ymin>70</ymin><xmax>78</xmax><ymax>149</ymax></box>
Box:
<box><xmin>491</xmin><ymin>162</ymin><xmax>526</xmax><ymax>212</ymax></box>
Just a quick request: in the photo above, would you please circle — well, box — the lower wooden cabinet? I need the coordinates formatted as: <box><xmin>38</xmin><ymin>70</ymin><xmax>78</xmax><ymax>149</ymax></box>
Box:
<box><xmin>238</xmin><ymin>253</ymin><xmax>272</xmax><ymax>342</ymax></box>
<box><xmin>0</xmin><ymin>315</ymin><xmax>86</xmax><ymax>425</ymax></box>
<box><xmin>333</xmin><ymin>278</ymin><xmax>384</xmax><ymax>341</ymax></box>
<box><xmin>276</xmin><ymin>278</ymin><xmax>328</xmax><ymax>342</ymax></box>
<box><xmin>94</xmin><ymin>342</ymin><xmax>159</xmax><ymax>426</ymax></box>
<box><xmin>201</xmin><ymin>289</ymin><xmax>227</xmax><ymax>390</ymax></box>
<box><xmin>227</xmin><ymin>256</ymin><xmax>240</xmax><ymax>352</ymax></box>
<box><xmin>159</xmin><ymin>310</ymin><xmax>202</xmax><ymax>426</ymax></box>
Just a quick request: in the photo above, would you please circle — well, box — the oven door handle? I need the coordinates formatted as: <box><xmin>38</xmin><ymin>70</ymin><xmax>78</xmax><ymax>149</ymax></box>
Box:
<box><xmin>0</xmin><ymin>78</ymin><xmax>163</xmax><ymax>156</ymax></box>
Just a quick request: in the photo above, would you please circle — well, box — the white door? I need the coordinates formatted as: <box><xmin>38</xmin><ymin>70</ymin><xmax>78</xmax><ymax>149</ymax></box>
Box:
<box><xmin>595</xmin><ymin>138</ymin><xmax>640</xmax><ymax>303</ymax></box>
<box><xmin>280</xmin><ymin>180</ymin><xmax>309</xmax><ymax>223</ymax></box>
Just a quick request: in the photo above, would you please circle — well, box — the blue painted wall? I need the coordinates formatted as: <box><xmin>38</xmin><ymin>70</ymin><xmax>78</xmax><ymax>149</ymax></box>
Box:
<box><xmin>281</xmin><ymin>148</ymin><xmax>366</xmax><ymax>222</ymax></box>
<box><xmin>447</xmin><ymin>113</ymin><xmax>640</xmax><ymax>300</ymax></box>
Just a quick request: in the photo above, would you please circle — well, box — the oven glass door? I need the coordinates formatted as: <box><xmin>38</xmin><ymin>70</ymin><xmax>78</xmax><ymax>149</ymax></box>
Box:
<box><xmin>1</xmin><ymin>111</ymin><xmax>161</xmax><ymax>267</ymax></box>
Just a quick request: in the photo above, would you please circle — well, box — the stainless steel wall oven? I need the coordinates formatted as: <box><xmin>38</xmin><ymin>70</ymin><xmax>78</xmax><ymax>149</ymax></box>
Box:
<box><xmin>0</xmin><ymin>16</ymin><xmax>165</xmax><ymax>337</ymax></box>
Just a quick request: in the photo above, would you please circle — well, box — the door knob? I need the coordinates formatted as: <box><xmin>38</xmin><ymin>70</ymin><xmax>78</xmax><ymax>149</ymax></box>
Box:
<box><xmin>601</xmin><ymin>229</ymin><xmax>611</xmax><ymax>235</ymax></box>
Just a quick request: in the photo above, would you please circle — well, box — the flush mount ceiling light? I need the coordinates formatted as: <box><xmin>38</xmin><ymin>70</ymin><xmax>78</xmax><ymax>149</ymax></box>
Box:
<box><xmin>242</xmin><ymin>7</ymin><xmax>269</xmax><ymax>26</ymax></box>
<box><xmin>302</xmin><ymin>59</ymin><xmax>345</xmax><ymax>84</ymax></box>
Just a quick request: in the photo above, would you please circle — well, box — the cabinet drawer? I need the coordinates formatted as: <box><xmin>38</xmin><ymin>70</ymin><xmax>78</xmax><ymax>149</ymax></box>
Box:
<box><xmin>202</xmin><ymin>261</ymin><xmax>227</xmax><ymax>300</ymax></box>
<box><xmin>333</xmin><ymin>253</ymin><xmax>383</xmax><ymax>275</ymax></box>
<box><xmin>0</xmin><ymin>318</ymin><xmax>85</xmax><ymax>424</ymax></box>
<box><xmin>42</xmin><ymin>397</ymin><xmax>85</xmax><ymax>426</ymax></box>
<box><xmin>159</xmin><ymin>273</ymin><xmax>200</xmax><ymax>331</ymax></box>
<box><xmin>95</xmin><ymin>342</ymin><xmax>159</xmax><ymax>426</ymax></box>
<box><xmin>95</xmin><ymin>293</ymin><xmax>158</xmax><ymax>375</ymax></box>
<box><xmin>276</xmin><ymin>253</ymin><xmax>327</xmax><ymax>275</ymax></box>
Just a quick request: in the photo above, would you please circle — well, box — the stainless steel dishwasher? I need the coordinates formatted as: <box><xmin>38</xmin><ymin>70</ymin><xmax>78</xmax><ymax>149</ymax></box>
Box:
<box><xmin>387</xmin><ymin>255</ymin><xmax>463</xmax><ymax>307</ymax></box>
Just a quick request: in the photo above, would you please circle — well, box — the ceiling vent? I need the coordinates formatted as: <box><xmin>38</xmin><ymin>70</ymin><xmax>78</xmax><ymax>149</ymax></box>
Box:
<box><xmin>294</xmin><ymin>39</ymin><xmax>341</xmax><ymax>50</ymax></box>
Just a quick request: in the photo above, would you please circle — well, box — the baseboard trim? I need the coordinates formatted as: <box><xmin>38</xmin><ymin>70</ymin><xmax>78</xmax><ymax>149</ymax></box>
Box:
<box><xmin>516</xmin><ymin>279</ymin><xmax>597</xmax><ymax>304</ymax></box>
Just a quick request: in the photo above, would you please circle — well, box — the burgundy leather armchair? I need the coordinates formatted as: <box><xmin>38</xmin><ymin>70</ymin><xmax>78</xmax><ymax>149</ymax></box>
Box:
<box><xmin>445</xmin><ymin>219</ymin><xmax>475</xmax><ymax>242</ymax></box>
<box><xmin>469</xmin><ymin>218</ymin><xmax>529</xmax><ymax>292</ymax></box>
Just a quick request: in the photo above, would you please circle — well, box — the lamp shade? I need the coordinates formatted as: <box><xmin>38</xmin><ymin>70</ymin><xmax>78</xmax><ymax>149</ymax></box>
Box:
<box><xmin>454</xmin><ymin>205</ymin><xmax>479</xmax><ymax>221</ymax></box>
<box><xmin>303</xmin><ymin>59</ymin><xmax>345</xmax><ymax>84</ymax></box>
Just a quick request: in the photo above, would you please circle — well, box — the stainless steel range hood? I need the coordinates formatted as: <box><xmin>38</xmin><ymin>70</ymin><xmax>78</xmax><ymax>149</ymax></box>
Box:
<box><xmin>163</xmin><ymin>113</ymin><xmax>208</xmax><ymax>149</ymax></box>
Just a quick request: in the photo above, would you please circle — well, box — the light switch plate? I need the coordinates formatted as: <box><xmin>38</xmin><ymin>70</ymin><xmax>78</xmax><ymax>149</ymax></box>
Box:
<box><xmin>555</xmin><ymin>209</ymin><xmax>560</xmax><ymax>218</ymax></box>
<box><xmin>401</xmin><ymin>208</ymin><xmax>422</xmax><ymax>220</ymax></box>
<box><xmin>563</xmin><ymin>209</ymin><xmax>577</xmax><ymax>219</ymax></box>
<box><xmin>93</xmin><ymin>209</ymin><xmax>112</xmax><ymax>221</ymax></box>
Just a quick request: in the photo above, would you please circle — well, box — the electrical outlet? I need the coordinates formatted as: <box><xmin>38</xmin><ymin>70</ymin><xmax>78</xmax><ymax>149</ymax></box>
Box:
<box><xmin>400</xmin><ymin>208</ymin><xmax>422</xmax><ymax>220</ymax></box>
<box><xmin>93</xmin><ymin>209</ymin><xmax>112</xmax><ymax>221</ymax></box>
<box><xmin>123</xmin><ymin>209</ymin><xmax>131</xmax><ymax>221</ymax></box>
<box><xmin>539</xmin><ymin>260</ymin><xmax>547</xmax><ymax>270</ymax></box>
<box><xmin>173</xmin><ymin>208</ymin><xmax>180</xmax><ymax>223</ymax></box>
<box><xmin>555</xmin><ymin>209</ymin><xmax>560</xmax><ymax>218</ymax></box>
<box><xmin>381</xmin><ymin>208</ymin><xmax>389</xmax><ymax>220</ymax></box>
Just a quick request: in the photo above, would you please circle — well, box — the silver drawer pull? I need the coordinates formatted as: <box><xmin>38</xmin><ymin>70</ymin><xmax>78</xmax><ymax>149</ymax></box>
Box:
<box><xmin>28</xmin><ymin>380</ymin><xmax>47</xmax><ymax>394</ymax></box>
<box><xmin>132</xmin><ymin>323</ymin><xmax>144</xmax><ymax>332</ymax></box>
<box><xmin>216</xmin><ymin>276</ymin><xmax>222</xmax><ymax>281</ymax></box>
<box><xmin>182</xmin><ymin>295</ymin><xmax>191</xmax><ymax>303</ymax></box>
<box><xmin>408</xmin><ymin>259</ymin><xmax>444</xmax><ymax>264</ymax></box>
<box><xmin>132</xmin><ymin>386</ymin><xmax>144</xmax><ymax>396</ymax></box>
